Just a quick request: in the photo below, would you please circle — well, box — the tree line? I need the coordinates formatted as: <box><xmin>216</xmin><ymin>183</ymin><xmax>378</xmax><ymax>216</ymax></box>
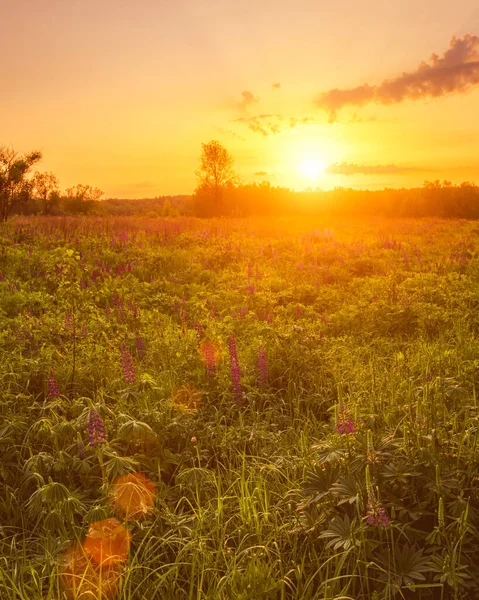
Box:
<box><xmin>0</xmin><ymin>146</ymin><xmax>104</xmax><ymax>222</ymax></box>
<box><xmin>2</xmin><ymin>141</ymin><xmax>479</xmax><ymax>221</ymax></box>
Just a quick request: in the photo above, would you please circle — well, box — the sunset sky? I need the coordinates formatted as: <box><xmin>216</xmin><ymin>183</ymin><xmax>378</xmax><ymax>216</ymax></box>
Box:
<box><xmin>2</xmin><ymin>0</ymin><xmax>479</xmax><ymax>197</ymax></box>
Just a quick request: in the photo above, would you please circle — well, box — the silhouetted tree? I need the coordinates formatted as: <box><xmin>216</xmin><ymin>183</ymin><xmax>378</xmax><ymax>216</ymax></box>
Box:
<box><xmin>64</xmin><ymin>184</ymin><xmax>103</xmax><ymax>215</ymax></box>
<box><xmin>195</xmin><ymin>140</ymin><xmax>237</xmax><ymax>216</ymax></box>
<box><xmin>0</xmin><ymin>146</ymin><xmax>42</xmax><ymax>222</ymax></box>
<box><xmin>32</xmin><ymin>171</ymin><xmax>60</xmax><ymax>215</ymax></box>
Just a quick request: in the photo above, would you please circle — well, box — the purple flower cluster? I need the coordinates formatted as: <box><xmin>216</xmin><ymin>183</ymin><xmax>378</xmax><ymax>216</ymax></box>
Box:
<box><xmin>121</xmin><ymin>346</ymin><xmax>136</xmax><ymax>383</ymax></box>
<box><xmin>47</xmin><ymin>371</ymin><xmax>60</xmax><ymax>398</ymax></box>
<box><xmin>258</xmin><ymin>345</ymin><xmax>268</xmax><ymax>387</ymax></box>
<box><xmin>65</xmin><ymin>311</ymin><xmax>73</xmax><ymax>332</ymax></box>
<box><xmin>228</xmin><ymin>335</ymin><xmax>243</xmax><ymax>404</ymax></box>
<box><xmin>135</xmin><ymin>335</ymin><xmax>145</xmax><ymax>358</ymax></box>
<box><xmin>336</xmin><ymin>410</ymin><xmax>355</xmax><ymax>435</ymax></box>
<box><xmin>88</xmin><ymin>408</ymin><xmax>106</xmax><ymax>447</ymax></box>
<box><xmin>194</xmin><ymin>322</ymin><xmax>204</xmax><ymax>339</ymax></box>
<box><xmin>366</xmin><ymin>497</ymin><xmax>390</xmax><ymax>527</ymax></box>
<box><xmin>202</xmin><ymin>341</ymin><xmax>216</xmax><ymax>377</ymax></box>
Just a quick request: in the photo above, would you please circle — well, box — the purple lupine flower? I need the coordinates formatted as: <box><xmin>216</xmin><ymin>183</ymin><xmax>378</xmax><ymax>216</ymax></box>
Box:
<box><xmin>48</xmin><ymin>371</ymin><xmax>60</xmax><ymax>398</ymax></box>
<box><xmin>201</xmin><ymin>341</ymin><xmax>216</xmax><ymax>377</ymax></box>
<box><xmin>366</xmin><ymin>497</ymin><xmax>390</xmax><ymax>527</ymax></box>
<box><xmin>258</xmin><ymin>346</ymin><xmax>268</xmax><ymax>388</ymax></box>
<box><xmin>228</xmin><ymin>335</ymin><xmax>243</xmax><ymax>404</ymax></box>
<box><xmin>135</xmin><ymin>334</ymin><xmax>145</xmax><ymax>358</ymax></box>
<box><xmin>194</xmin><ymin>322</ymin><xmax>204</xmax><ymax>339</ymax></box>
<box><xmin>336</xmin><ymin>410</ymin><xmax>355</xmax><ymax>435</ymax></box>
<box><xmin>65</xmin><ymin>311</ymin><xmax>73</xmax><ymax>332</ymax></box>
<box><xmin>129</xmin><ymin>301</ymin><xmax>138</xmax><ymax>318</ymax></box>
<box><xmin>88</xmin><ymin>409</ymin><xmax>106</xmax><ymax>447</ymax></box>
<box><xmin>121</xmin><ymin>346</ymin><xmax>136</xmax><ymax>383</ymax></box>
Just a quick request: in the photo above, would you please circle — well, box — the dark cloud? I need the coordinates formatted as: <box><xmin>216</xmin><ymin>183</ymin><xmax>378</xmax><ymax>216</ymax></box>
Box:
<box><xmin>233</xmin><ymin>114</ymin><xmax>316</xmax><ymax>136</ymax></box>
<box><xmin>272</xmin><ymin>83</ymin><xmax>281</xmax><ymax>89</ymax></box>
<box><xmin>316</xmin><ymin>34</ymin><xmax>479</xmax><ymax>122</ymax></box>
<box><xmin>326</xmin><ymin>163</ymin><xmax>415</xmax><ymax>175</ymax></box>
<box><xmin>238</xmin><ymin>90</ymin><xmax>259</xmax><ymax>111</ymax></box>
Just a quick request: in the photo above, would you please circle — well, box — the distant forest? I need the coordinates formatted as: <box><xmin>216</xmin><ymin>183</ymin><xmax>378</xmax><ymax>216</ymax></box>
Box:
<box><xmin>12</xmin><ymin>180</ymin><xmax>479</xmax><ymax>219</ymax></box>
<box><xmin>3</xmin><ymin>144</ymin><xmax>479</xmax><ymax>221</ymax></box>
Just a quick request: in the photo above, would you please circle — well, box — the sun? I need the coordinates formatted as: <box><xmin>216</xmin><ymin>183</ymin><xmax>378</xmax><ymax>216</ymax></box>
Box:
<box><xmin>299</xmin><ymin>159</ymin><xmax>326</xmax><ymax>180</ymax></box>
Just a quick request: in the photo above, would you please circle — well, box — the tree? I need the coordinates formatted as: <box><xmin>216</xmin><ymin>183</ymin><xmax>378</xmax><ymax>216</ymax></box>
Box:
<box><xmin>64</xmin><ymin>184</ymin><xmax>104</xmax><ymax>215</ymax></box>
<box><xmin>32</xmin><ymin>171</ymin><xmax>60</xmax><ymax>215</ymax></box>
<box><xmin>195</xmin><ymin>140</ymin><xmax>237</xmax><ymax>216</ymax></box>
<box><xmin>0</xmin><ymin>146</ymin><xmax>42</xmax><ymax>222</ymax></box>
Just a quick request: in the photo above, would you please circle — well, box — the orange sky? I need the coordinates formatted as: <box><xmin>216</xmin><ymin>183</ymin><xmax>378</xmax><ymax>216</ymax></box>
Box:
<box><xmin>1</xmin><ymin>0</ymin><xmax>479</xmax><ymax>197</ymax></box>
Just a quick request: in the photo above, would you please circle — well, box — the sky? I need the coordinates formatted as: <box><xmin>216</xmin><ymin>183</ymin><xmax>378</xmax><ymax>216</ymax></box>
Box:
<box><xmin>1</xmin><ymin>0</ymin><xmax>479</xmax><ymax>197</ymax></box>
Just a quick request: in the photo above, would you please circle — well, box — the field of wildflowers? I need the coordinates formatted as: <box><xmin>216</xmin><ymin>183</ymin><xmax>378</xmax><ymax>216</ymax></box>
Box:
<box><xmin>1</xmin><ymin>215</ymin><xmax>479</xmax><ymax>599</ymax></box>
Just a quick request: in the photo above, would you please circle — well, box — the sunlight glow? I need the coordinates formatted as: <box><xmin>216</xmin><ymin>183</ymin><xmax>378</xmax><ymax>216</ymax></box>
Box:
<box><xmin>299</xmin><ymin>159</ymin><xmax>326</xmax><ymax>180</ymax></box>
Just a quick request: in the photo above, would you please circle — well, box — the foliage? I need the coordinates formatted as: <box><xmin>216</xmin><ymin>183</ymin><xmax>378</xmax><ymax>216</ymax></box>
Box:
<box><xmin>0</xmin><ymin>146</ymin><xmax>42</xmax><ymax>222</ymax></box>
<box><xmin>1</xmin><ymin>215</ymin><xmax>479</xmax><ymax>599</ymax></box>
<box><xmin>195</xmin><ymin>140</ymin><xmax>238</xmax><ymax>216</ymax></box>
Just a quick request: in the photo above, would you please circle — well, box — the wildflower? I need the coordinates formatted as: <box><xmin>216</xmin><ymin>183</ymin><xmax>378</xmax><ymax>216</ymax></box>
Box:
<box><xmin>200</xmin><ymin>340</ymin><xmax>217</xmax><ymax>377</ymax></box>
<box><xmin>366</xmin><ymin>496</ymin><xmax>390</xmax><ymax>527</ymax></box>
<box><xmin>191</xmin><ymin>436</ymin><xmax>198</xmax><ymax>445</ymax></box>
<box><xmin>83</xmin><ymin>518</ymin><xmax>131</xmax><ymax>566</ymax></box>
<box><xmin>65</xmin><ymin>311</ymin><xmax>74</xmax><ymax>332</ymax></box>
<box><xmin>88</xmin><ymin>409</ymin><xmax>106</xmax><ymax>447</ymax></box>
<box><xmin>258</xmin><ymin>345</ymin><xmax>268</xmax><ymax>387</ymax></box>
<box><xmin>135</xmin><ymin>335</ymin><xmax>145</xmax><ymax>359</ymax></box>
<box><xmin>336</xmin><ymin>409</ymin><xmax>355</xmax><ymax>435</ymax></box>
<box><xmin>110</xmin><ymin>472</ymin><xmax>156</xmax><ymax>521</ymax></box>
<box><xmin>48</xmin><ymin>371</ymin><xmax>60</xmax><ymax>398</ymax></box>
<box><xmin>194</xmin><ymin>322</ymin><xmax>204</xmax><ymax>339</ymax></box>
<box><xmin>121</xmin><ymin>346</ymin><xmax>136</xmax><ymax>383</ymax></box>
<box><xmin>228</xmin><ymin>335</ymin><xmax>243</xmax><ymax>404</ymax></box>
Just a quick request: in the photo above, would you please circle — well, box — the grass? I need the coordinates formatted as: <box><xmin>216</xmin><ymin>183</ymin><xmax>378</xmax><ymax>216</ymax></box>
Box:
<box><xmin>1</xmin><ymin>215</ymin><xmax>479</xmax><ymax>599</ymax></box>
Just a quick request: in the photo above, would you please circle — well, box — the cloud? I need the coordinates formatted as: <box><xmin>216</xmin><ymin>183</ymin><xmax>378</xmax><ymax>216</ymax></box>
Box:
<box><xmin>238</xmin><ymin>90</ymin><xmax>259</xmax><ymax>111</ymax></box>
<box><xmin>326</xmin><ymin>163</ymin><xmax>415</xmax><ymax>175</ymax></box>
<box><xmin>233</xmin><ymin>113</ymin><xmax>317</xmax><ymax>136</ymax></box>
<box><xmin>217</xmin><ymin>127</ymin><xmax>246</xmax><ymax>141</ymax></box>
<box><xmin>316</xmin><ymin>34</ymin><xmax>479</xmax><ymax>121</ymax></box>
<box><xmin>254</xmin><ymin>171</ymin><xmax>268</xmax><ymax>176</ymax></box>
<box><xmin>272</xmin><ymin>83</ymin><xmax>281</xmax><ymax>89</ymax></box>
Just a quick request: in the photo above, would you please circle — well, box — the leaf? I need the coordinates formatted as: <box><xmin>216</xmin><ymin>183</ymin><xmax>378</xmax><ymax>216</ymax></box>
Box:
<box><xmin>330</xmin><ymin>475</ymin><xmax>361</xmax><ymax>505</ymax></box>
<box><xmin>319</xmin><ymin>514</ymin><xmax>359</xmax><ymax>550</ymax></box>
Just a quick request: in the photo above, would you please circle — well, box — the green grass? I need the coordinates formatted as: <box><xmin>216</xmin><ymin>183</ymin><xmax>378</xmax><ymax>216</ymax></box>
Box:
<box><xmin>1</xmin><ymin>215</ymin><xmax>479</xmax><ymax>599</ymax></box>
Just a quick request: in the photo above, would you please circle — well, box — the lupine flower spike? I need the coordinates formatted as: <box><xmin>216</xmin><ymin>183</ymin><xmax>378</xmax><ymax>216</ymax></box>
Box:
<box><xmin>121</xmin><ymin>346</ymin><xmax>136</xmax><ymax>383</ymax></box>
<box><xmin>88</xmin><ymin>409</ymin><xmax>106</xmax><ymax>447</ymax></box>
<box><xmin>48</xmin><ymin>371</ymin><xmax>60</xmax><ymax>398</ymax></box>
<box><xmin>336</xmin><ymin>407</ymin><xmax>355</xmax><ymax>434</ymax></box>
<box><xmin>228</xmin><ymin>335</ymin><xmax>243</xmax><ymax>404</ymax></box>
<box><xmin>366</xmin><ymin>494</ymin><xmax>390</xmax><ymax>527</ymax></box>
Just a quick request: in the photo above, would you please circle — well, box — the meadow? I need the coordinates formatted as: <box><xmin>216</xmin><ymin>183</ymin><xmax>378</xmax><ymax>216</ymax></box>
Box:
<box><xmin>1</xmin><ymin>215</ymin><xmax>479</xmax><ymax>600</ymax></box>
